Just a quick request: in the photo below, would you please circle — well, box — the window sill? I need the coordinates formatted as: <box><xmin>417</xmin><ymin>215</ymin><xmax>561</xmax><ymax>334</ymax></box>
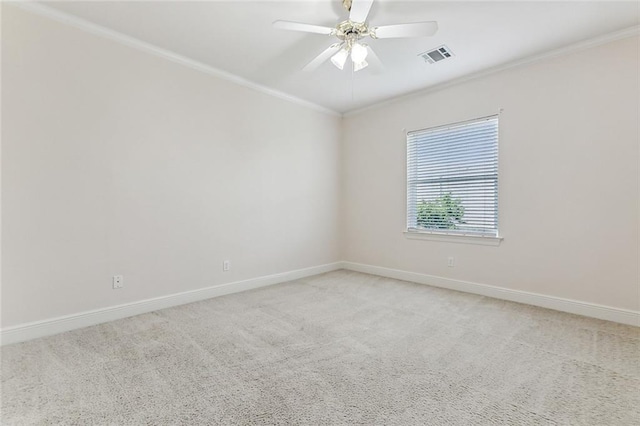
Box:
<box><xmin>403</xmin><ymin>230</ymin><xmax>503</xmax><ymax>246</ymax></box>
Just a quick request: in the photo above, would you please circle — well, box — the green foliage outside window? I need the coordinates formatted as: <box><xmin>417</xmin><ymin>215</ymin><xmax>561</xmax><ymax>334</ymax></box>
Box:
<box><xmin>416</xmin><ymin>193</ymin><xmax>465</xmax><ymax>230</ymax></box>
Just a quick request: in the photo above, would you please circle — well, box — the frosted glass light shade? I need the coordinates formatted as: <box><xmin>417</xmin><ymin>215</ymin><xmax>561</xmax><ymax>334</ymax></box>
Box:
<box><xmin>354</xmin><ymin>60</ymin><xmax>369</xmax><ymax>72</ymax></box>
<box><xmin>350</xmin><ymin>43</ymin><xmax>368</xmax><ymax>64</ymax></box>
<box><xmin>331</xmin><ymin>48</ymin><xmax>349</xmax><ymax>70</ymax></box>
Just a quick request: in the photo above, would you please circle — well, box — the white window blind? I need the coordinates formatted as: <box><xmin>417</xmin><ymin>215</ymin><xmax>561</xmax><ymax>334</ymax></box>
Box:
<box><xmin>407</xmin><ymin>115</ymin><xmax>499</xmax><ymax>237</ymax></box>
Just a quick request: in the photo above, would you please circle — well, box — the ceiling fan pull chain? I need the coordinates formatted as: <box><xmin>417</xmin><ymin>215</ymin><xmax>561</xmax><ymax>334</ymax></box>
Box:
<box><xmin>351</xmin><ymin>61</ymin><xmax>355</xmax><ymax>102</ymax></box>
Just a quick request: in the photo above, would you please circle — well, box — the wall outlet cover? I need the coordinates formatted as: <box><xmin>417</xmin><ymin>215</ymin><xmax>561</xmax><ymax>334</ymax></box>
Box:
<box><xmin>112</xmin><ymin>275</ymin><xmax>124</xmax><ymax>289</ymax></box>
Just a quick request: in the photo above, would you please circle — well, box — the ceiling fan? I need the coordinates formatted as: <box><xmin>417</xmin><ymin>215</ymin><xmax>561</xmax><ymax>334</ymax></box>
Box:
<box><xmin>273</xmin><ymin>0</ymin><xmax>438</xmax><ymax>72</ymax></box>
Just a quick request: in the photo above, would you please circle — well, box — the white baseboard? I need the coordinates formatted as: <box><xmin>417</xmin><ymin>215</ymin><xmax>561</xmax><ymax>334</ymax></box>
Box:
<box><xmin>0</xmin><ymin>262</ymin><xmax>342</xmax><ymax>346</ymax></box>
<box><xmin>3</xmin><ymin>261</ymin><xmax>636</xmax><ymax>345</ymax></box>
<box><xmin>340</xmin><ymin>261</ymin><xmax>640</xmax><ymax>327</ymax></box>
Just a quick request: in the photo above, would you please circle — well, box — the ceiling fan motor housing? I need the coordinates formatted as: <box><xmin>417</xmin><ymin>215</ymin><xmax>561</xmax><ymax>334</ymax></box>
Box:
<box><xmin>335</xmin><ymin>20</ymin><xmax>369</xmax><ymax>42</ymax></box>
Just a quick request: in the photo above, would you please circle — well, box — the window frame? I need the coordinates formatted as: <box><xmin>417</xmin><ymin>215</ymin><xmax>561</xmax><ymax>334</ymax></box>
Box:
<box><xmin>404</xmin><ymin>115</ymin><xmax>503</xmax><ymax>245</ymax></box>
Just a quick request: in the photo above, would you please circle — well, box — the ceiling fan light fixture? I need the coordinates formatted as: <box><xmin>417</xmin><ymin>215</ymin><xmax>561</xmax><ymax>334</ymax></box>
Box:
<box><xmin>331</xmin><ymin>48</ymin><xmax>349</xmax><ymax>70</ymax></box>
<box><xmin>350</xmin><ymin>43</ymin><xmax>368</xmax><ymax>63</ymax></box>
<box><xmin>274</xmin><ymin>0</ymin><xmax>439</xmax><ymax>74</ymax></box>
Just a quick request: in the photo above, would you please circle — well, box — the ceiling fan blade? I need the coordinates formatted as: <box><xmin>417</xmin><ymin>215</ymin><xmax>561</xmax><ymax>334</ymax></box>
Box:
<box><xmin>273</xmin><ymin>20</ymin><xmax>334</xmax><ymax>35</ymax></box>
<box><xmin>303</xmin><ymin>43</ymin><xmax>343</xmax><ymax>72</ymax></box>
<box><xmin>373</xmin><ymin>21</ymin><xmax>438</xmax><ymax>39</ymax></box>
<box><xmin>349</xmin><ymin>0</ymin><xmax>374</xmax><ymax>23</ymax></box>
<box><xmin>365</xmin><ymin>45</ymin><xmax>384</xmax><ymax>74</ymax></box>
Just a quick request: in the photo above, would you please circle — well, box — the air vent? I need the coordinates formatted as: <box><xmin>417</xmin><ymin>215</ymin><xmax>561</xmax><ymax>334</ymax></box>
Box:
<box><xmin>419</xmin><ymin>45</ymin><xmax>454</xmax><ymax>64</ymax></box>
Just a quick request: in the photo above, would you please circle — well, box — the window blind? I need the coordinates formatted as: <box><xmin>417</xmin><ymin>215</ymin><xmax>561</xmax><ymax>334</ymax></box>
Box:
<box><xmin>407</xmin><ymin>115</ymin><xmax>499</xmax><ymax>237</ymax></box>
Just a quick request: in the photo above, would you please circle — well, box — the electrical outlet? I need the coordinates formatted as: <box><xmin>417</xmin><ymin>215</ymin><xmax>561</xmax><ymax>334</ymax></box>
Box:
<box><xmin>447</xmin><ymin>257</ymin><xmax>455</xmax><ymax>267</ymax></box>
<box><xmin>112</xmin><ymin>275</ymin><xmax>124</xmax><ymax>289</ymax></box>
<box><xmin>223</xmin><ymin>260</ymin><xmax>230</xmax><ymax>272</ymax></box>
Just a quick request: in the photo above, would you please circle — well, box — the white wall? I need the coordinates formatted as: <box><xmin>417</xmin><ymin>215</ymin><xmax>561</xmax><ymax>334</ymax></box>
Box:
<box><xmin>342</xmin><ymin>36</ymin><xmax>639</xmax><ymax>311</ymax></box>
<box><xmin>1</xmin><ymin>7</ymin><xmax>341</xmax><ymax>327</ymax></box>
<box><xmin>2</xmin><ymin>5</ymin><xmax>638</xmax><ymax>332</ymax></box>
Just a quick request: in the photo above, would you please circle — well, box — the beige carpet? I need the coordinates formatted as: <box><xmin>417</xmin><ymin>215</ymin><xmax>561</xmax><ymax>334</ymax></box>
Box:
<box><xmin>2</xmin><ymin>270</ymin><xmax>639</xmax><ymax>425</ymax></box>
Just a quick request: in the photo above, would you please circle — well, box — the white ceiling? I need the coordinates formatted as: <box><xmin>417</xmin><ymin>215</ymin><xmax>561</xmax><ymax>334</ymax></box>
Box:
<box><xmin>41</xmin><ymin>1</ymin><xmax>639</xmax><ymax>114</ymax></box>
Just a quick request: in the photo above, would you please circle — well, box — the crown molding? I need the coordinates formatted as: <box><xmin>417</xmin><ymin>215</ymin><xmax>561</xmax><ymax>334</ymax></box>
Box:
<box><xmin>344</xmin><ymin>25</ymin><xmax>640</xmax><ymax>117</ymax></box>
<box><xmin>9</xmin><ymin>1</ymin><xmax>342</xmax><ymax>118</ymax></box>
<box><xmin>9</xmin><ymin>2</ymin><xmax>640</xmax><ymax>120</ymax></box>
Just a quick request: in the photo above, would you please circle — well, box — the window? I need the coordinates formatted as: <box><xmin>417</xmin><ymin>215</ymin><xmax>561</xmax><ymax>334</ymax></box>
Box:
<box><xmin>406</xmin><ymin>115</ymin><xmax>499</xmax><ymax>238</ymax></box>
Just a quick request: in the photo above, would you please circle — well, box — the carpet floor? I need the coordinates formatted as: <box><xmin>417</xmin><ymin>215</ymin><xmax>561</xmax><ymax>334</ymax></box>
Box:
<box><xmin>2</xmin><ymin>270</ymin><xmax>639</xmax><ymax>425</ymax></box>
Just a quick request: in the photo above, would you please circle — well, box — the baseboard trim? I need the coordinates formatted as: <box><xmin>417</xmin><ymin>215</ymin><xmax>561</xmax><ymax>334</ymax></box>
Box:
<box><xmin>340</xmin><ymin>261</ymin><xmax>640</xmax><ymax>327</ymax></box>
<box><xmin>0</xmin><ymin>262</ymin><xmax>342</xmax><ymax>346</ymax></box>
<box><xmin>4</xmin><ymin>261</ymin><xmax>636</xmax><ymax>345</ymax></box>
